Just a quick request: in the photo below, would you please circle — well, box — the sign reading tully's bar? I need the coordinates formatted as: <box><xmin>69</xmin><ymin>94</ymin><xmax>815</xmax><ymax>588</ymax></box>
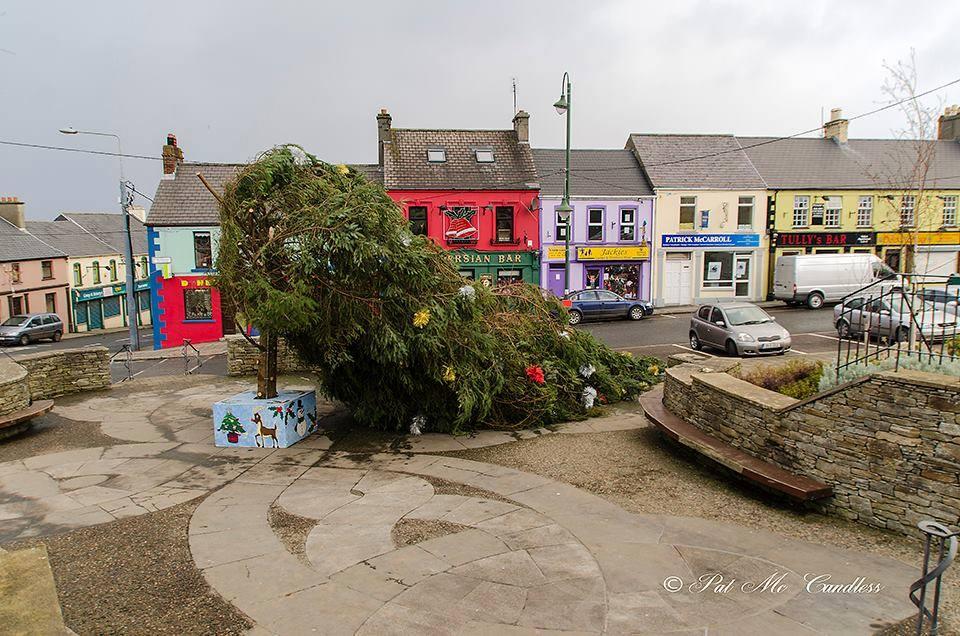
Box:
<box><xmin>775</xmin><ymin>232</ymin><xmax>875</xmax><ymax>248</ymax></box>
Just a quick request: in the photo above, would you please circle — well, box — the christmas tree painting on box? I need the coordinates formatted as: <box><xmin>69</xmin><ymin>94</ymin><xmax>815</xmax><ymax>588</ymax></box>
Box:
<box><xmin>212</xmin><ymin>390</ymin><xmax>317</xmax><ymax>448</ymax></box>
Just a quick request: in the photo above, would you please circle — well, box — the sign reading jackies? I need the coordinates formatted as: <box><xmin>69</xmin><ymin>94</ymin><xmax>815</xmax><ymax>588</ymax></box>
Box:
<box><xmin>661</xmin><ymin>234</ymin><xmax>761</xmax><ymax>248</ymax></box>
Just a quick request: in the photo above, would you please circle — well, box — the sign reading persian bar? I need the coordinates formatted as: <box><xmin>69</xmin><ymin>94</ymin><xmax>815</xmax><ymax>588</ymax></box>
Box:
<box><xmin>576</xmin><ymin>246</ymin><xmax>650</xmax><ymax>260</ymax></box>
<box><xmin>776</xmin><ymin>232</ymin><xmax>875</xmax><ymax>247</ymax></box>
<box><xmin>661</xmin><ymin>234</ymin><xmax>761</xmax><ymax>248</ymax></box>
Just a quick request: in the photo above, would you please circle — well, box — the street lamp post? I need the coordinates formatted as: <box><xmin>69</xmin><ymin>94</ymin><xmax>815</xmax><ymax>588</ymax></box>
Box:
<box><xmin>554</xmin><ymin>73</ymin><xmax>573</xmax><ymax>295</ymax></box>
<box><xmin>59</xmin><ymin>127</ymin><xmax>141</xmax><ymax>351</ymax></box>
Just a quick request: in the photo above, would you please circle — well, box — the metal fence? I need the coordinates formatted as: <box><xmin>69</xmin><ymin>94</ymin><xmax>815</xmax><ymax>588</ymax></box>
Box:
<box><xmin>910</xmin><ymin>520</ymin><xmax>958</xmax><ymax>636</ymax></box>
<box><xmin>834</xmin><ymin>274</ymin><xmax>960</xmax><ymax>379</ymax></box>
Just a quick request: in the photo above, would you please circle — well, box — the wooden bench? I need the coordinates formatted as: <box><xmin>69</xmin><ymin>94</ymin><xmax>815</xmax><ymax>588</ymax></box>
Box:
<box><xmin>640</xmin><ymin>385</ymin><xmax>832</xmax><ymax>502</ymax></box>
<box><xmin>0</xmin><ymin>400</ymin><xmax>54</xmax><ymax>440</ymax></box>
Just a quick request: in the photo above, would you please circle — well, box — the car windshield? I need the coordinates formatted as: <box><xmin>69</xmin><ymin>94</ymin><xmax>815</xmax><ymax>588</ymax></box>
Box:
<box><xmin>724</xmin><ymin>306</ymin><xmax>772</xmax><ymax>326</ymax></box>
<box><xmin>1</xmin><ymin>315</ymin><xmax>30</xmax><ymax>327</ymax></box>
<box><xmin>889</xmin><ymin>295</ymin><xmax>938</xmax><ymax>313</ymax></box>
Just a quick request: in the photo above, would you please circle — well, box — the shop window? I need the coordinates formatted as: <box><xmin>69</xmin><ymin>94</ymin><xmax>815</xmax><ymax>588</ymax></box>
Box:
<box><xmin>824</xmin><ymin>197</ymin><xmax>841</xmax><ymax>227</ymax></box>
<box><xmin>737</xmin><ymin>197</ymin><xmax>753</xmax><ymax>229</ymax></box>
<box><xmin>680</xmin><ymin>197</ymin><xmax>696</xmax><ymax>229</ymax></box>
<box><xmin>73</xmin><ymin>263</ymin><xmax>83</xmax><ymax>286</ymax></box>
<box><xmin>194</xmin><ymin>232</ymin><xmax>213</xmax><ymax>269</ymax></box>
<box><xmin>943</xmin><ymin>195</ymin><xmax>957</xmax><ymax>226</ymax></box>
<box><xmin>555</xmin><ymin>210</ymin><xmax>569</xmax><ymax>241</ymax></box>
<box><xmin>702</xmin><ymin>252</ymin><xmax>734</xmax><ymax>288</ymax></box>
<box><xmin>603</xmin><ymin>264</ymin><xmax>639</xmax><ymax>299</ymax></box>
<box><xmin>585</xmin><ymin>267</ymin><xmax>601</xmax><ymax>289</ymax></box>
<box><xmin>10</xmin><ymin>262</ymin><xmax>21</xmax><ymax>283</ymax></box>
<box><xmin>408</xmin><ymin>206</ymin><xmax>428</xmax><ymax>236</ymax></box>
<box><xmin>45</xmin><ymin>293</ymin><xmax>56</xmax><ymax>313</ymax></box>
<box><xmin>92</xmin><ymin>261</ymin><xmax>101</xmax><ymax>284</ymax></box>
<box><xmin>458</xmin><ymin>269</ymin><xmax>475</xmax><ymax>279</ymax></box>
<box><xmin>41</xmin><ymin>260</ymin><xmax>53</xmax><ymax>280</ymax></box>
<box><xmin>857</xmin><ymin>196</ymin><xmax>873</xmax><ymax>227</ymax></box>
<box><xmin>619</xmin><ymin>209</ymin><xmax>636</xmax><ymax>241</ymax></box>
<box><xmin>138</xmin><ymin>290</ymin><xmax>151</xmax><ymax>311</ymax></box>
<box><xmin>587</xmin><ymin>208</ymin><xmax>603</xmax><ymax>242</ymax></box>
<box><xmin>900</xmin><ymin>196</ymin><xmax>915</xmax><ymax>227</ymax></box>
<box><xmin>109</xmin><ymin>259</ymin><xmax>118</xmax><ymax>282</ymax></box>
<box><xmin>496</xmin><ymin>269</ymin><xmax>522</xmax><ymax>285</ymax></box>
<box><xmin>184</xmin><ymin>288</ymin><xmax>213</xmax><ymax>320</ymax></box>
<box><xmin>495</xmin><ymin>207</ymin><xmax>515</xmax><ymax>243</ymax></box>
<box><xmin>793</xmin><ymin>196</ymin><xmax>809</xmax><ymax>227</ymax></box>
<box><xmin>103</xmin><ymin>296</ymin><xmax>121</xmax><ymax>318</ymax></box>
<box><xmin>75</xmin><ymin>302</ymin><xmax>88</xmax><ymax>324</ymax></box>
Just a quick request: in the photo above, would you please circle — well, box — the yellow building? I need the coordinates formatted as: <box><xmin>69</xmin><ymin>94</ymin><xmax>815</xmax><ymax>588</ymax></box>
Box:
<box><xmin>739</xmin><ymin>107</ymin><xmax>960</xmax><ymax>293</ymax></box>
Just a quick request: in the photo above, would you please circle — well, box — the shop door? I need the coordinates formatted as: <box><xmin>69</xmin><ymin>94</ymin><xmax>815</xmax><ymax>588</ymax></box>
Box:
<box><xmin>735</xmin><ymin>255</ymin><xmax>751</xmax><ymax>297</ymax></box>
<box><xmin>547</xmin><ymin>265</ymin><xmax>565</xmax><ymax>297</ymax></box>
<box><xmin>88</xmin><ymin>300</ymin><xmax>104</xmax><ymax>329</ymax></box>
<box><xmin>663</xmin><ymin>256</ymin><xmax>692</xmax><ymax>305</ymax></box>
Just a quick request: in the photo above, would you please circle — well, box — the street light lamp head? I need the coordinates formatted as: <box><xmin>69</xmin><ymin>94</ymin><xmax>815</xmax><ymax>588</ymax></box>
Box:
<box><xmin>556</xmin><ymin>200</ymin><xmax>573</xmax><ymax>222</ymax></box>
<box><xmin>58</xmin><ymin>127</ymin><xmax>79</xmax><ymax>135</ymax></box>
<box><xmin>553</xmin><ymin>95</ymin><xmax>569</xmax><ymax>115</ymax></box>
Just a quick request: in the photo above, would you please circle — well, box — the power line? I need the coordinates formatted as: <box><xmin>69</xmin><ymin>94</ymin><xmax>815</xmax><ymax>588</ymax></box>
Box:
<box><xmin>0</xmin><ymin>139</ymin><xmax>161</xmax><ymax>161</ymax></box>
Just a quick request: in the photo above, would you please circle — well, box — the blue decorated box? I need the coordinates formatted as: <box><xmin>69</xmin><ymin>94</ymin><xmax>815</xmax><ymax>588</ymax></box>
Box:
<box><xmin>212</xmin><ymin>389</ymin><xmax>317</xmax><ymax>448</ymax></box>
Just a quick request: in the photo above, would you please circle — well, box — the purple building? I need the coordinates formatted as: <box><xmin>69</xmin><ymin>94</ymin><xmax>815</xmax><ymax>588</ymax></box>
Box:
<box><xmin>533</xmin><ymin>149</ymin><xmax>654</xmax><ymax>300</ymax></box>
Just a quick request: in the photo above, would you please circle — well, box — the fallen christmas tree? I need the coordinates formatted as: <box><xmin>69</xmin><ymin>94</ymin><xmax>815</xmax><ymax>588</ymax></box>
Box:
<box><xmin>212</xmin><ymin>146</ymin><xmax>662</xmax><ymax>434</ymax></box>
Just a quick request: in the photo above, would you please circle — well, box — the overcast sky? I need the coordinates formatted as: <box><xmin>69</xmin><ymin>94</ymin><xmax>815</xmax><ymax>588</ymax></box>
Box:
<box><xmin>1</xmin><ymin>0</ymin><xmax>958</xmax><ymax>219</ymax></box>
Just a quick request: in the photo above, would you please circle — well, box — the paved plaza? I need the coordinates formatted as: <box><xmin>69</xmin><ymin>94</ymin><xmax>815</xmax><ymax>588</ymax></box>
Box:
<box><xmin>0</xmin><ymin>376</ymin><xmax>920</xmax><ymax>634</ymax></box>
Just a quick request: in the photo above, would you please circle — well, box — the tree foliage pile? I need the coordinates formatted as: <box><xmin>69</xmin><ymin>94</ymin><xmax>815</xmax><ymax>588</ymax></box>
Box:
<box><xmin>215</xmin><ymin>146</ymin><xmax>662</xmax><ymax>433</ymax></box>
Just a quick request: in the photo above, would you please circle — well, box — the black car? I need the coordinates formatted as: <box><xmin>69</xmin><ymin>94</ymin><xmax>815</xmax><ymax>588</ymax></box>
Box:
<box><xmin>564</xmin><ymin>290</ymin><xmax>654</xmax><ymax>325</ymax></box>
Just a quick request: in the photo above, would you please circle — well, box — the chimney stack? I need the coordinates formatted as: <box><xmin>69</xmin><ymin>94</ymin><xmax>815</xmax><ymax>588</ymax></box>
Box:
<box><xmin>162</xmin><ymin>133</ymin><xmax>184</xmax><ymax>177</ymax></box>
<box><xmin>823</xmin><ymin>108</ymin><xmax>848</xmax><ymax>145</ymax></box>
<box><xmin>376</xmin><ymin>109</ymin><xmax>392</xmax><ymax>165</ymax></box>
<box><xmin>937</xmin><ymin>105</ymin><xmax>960</xmax><ymax>141</ymax></box>
<box><xmin>513</xmin><ymin>110</ymin><xmax>530</xmax><ymax>144</ymax></box>
<box><xmin>0</xmin><ymin>196</ymin><xmax>25</xmax><ymax>229</ymax></box>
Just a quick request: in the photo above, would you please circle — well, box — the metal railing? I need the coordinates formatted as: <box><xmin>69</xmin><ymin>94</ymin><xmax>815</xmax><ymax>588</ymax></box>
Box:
<box><xmin>910</xmin><ymin>520</ymin><xmax>958</xmax><ymax>636</ymax></box>
<box><xmin>183</xmin><ymin>339</ymin><xmax>202</xmax><ymax>375</ymax></box>
<box><xmin>834</xmin><ymin>274</ymin><xmax>959</xmax><ymax>379</ymax></box>
<box><xmin>110</xmin><ymin>344</ymin><xmax>134</xmax><ymax>382</ymax></box>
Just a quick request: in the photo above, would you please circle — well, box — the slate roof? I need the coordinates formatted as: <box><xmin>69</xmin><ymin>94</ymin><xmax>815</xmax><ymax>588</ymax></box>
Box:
<box><xmin>626</xmin><ymin>134</ymin><xmax>766</xmax><ymax>190</ymax></box>
<box><xmin>0</xmin><ymin>217</ymin><xmax>65</xmax><ymax>263</ymax></box>
<box><xmin>147</xmin><ymin>162</ymin><xmax>385</xmax><ymax>227</ymax></box>
<box><xmin>383</xmin><ymin>129</ymin><xmax>539</xmax><ymax>191</ymax></box>
<box><xmin>533</xmin><ymin>149</ymin><xmax>653</xmax><ymax>197</ymax></box>
<box><xmin>25</xmin><ymin>219</ymin><xmax>116</xmax><ymax>258</ymax></box>
<box><xmin>57</xmin><ymin>213</ymin><xmax>149</xmax><ymax>254</ymax></box>
<box><xmin>737</xmin><ymin>137</ymin><xmax>960</xmax><ymax>190</ymax></box>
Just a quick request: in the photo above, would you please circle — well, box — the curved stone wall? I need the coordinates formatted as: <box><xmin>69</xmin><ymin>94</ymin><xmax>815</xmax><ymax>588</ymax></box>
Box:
<box><xmin>0</xmin><ymin>358</ymin><xmax>30</xmax><ymax>417</ymax></box>
<box><xmin>664</xmin><ymin>362</ymin><xmax>960</xmax><ymax>536</ymax></box>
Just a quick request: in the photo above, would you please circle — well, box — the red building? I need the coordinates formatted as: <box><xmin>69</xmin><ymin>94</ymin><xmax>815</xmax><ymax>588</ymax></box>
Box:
<box><xmin>379</xmin><ymin>110</ymin><xmax>542</xmax><ymax>285</ymax></box>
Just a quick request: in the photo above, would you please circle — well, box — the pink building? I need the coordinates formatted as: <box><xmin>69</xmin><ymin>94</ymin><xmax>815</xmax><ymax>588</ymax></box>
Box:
<box><xmin>0</xmin><ymin>198</ymin><xmax>70</xmax><ymax>324</ymax></box>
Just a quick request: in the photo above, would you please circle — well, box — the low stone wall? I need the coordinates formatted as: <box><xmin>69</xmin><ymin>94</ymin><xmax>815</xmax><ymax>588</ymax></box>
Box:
<box><xmin>13</xmin><ymin>347</ymin><xmax>111</xmax><ymax>400</ymax></box>
<box><xmin>664</xmin><ymin>363</ymin><xmax>960</xmax><ymax>536</ymax></box>
<box><xmin>226</xmin><ymin>335</ymin><xmax>312</xmax><ymax>376</ymax></box>
<box><xmin>0</xmin><ymin>359</ymin><xmax>30</xmax><ymax>417</ymax></box>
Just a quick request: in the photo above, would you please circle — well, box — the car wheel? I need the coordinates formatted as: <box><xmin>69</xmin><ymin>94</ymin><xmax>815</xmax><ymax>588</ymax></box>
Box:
<box><xmin>629</xmin><ymin>306</ymin><xmax>644</xmax><ymax>321</ymax></box>
<box><xmin>568</xmin><ymin>310</ymin><xmax>583</xmax><ymax>326</ymax></box>
<box><xmin>806</xmin><ymin>292</ymin><xmax>825</xmax><ymax>310</ymax></box>
<box><xmin>725</xmin><ymin>340</ymin><xmax>740</xmax><ymax>357</ymax></box>
<box><xmin>836</xmin><ymin>320</ymin><xmax>850</xmax><ymax>339</ymax></box>
<box><xmin>689</xmin><ymin>332</ymin><xmax>701</xmax><ymax>350</ymax></box>
<box><xmin>52</xmin><ymin>331</ymin><xmax>62</xmax><ymax>342</ymax></box>
<box><xmin>19</xmin><ymin>335</ymin><xmax>30</xmax><ymax>346</ymax></box>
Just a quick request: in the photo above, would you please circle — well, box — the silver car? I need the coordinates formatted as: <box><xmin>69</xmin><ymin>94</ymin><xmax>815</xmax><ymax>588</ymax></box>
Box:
<box><xmin>689</xmin><ymin>302</ymin><xmax>792</xmax><ymax>356</ymax></box>
<box><xmin>0</xmin><ymin>313</ymin><xmax>64</xmax><ymax>346</ymax></box>
<box><xmin>833</xmin><ymin>294</ymin><xmax>958</xmax><ymax>343</ymax></box>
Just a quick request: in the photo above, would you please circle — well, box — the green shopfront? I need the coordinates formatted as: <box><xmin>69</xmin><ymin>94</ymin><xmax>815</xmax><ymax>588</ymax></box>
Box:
<box><xmin>448</xmin><ymin>250</ymin><xmax>540</xmax><ymax>286</ymax></box>
<box><xmin>72</xmin><ymin>280</ymin><xmax>152</xmax><ymax>332</ymax></box>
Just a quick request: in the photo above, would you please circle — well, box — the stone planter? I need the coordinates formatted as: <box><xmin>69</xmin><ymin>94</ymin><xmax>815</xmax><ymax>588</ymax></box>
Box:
<box><xmin>213</xmin><ymin>389</ymin><xmax>317</xmax><ymax>448</ymax></box>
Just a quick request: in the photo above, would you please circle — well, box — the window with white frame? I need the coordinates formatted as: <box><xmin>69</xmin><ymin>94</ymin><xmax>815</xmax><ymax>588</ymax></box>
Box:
<box><xmin>679</xmin><ymin>197</ymin><xmax>696</xmax><ymax>229</ymax></box>
<box><xmin>737</xmin><ymin>196</ymin><xmax>753</xmax><ymax>229</ymax></box>
<box><xmin>793</xmin><ymin>195</ymin><xmax>809</xmax><ymax>227</ymax></box>
<box><xmin>555</xmin><ymin>210</ymin><xmax>569</xmax><ymax>241</ymax></box>
<box><xmin>824</xmin><ymin>196</ymin><xmax>841</xmax><ymax>227</ymax></box>
<box><xmin>587</xmin><ymin>208</ymin><xmax>603</xmax><ymax>242</ymax></box>
<box><xmin>857</xmin><ymin>196</ymin><xmax>873</xmax><ymax>227</ymax></box>
<box><xmin>900</xmin><ymin>195</ymin><xmax>916</xmax><ymax>226</ymax></box>
<box><xmin>619</xmin><ymin>208</ymin><xmax>636</xmax><ymax>241</ymax></box>
<box><xmin>943</xmin><ymin>195</ymin><xmax>957</xmax><ymax>226</ymax></box>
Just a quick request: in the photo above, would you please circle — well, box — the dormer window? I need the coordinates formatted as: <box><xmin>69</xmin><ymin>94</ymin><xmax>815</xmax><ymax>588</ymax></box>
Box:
<box><xmin>427</xmin><ymin>148</ymin><xmax>446</xmax><ymax>163</ymax></box>
<box><xmin>475</xmin><ymin>149</ymin><xmax>495</xmax><ymax>163</ymax></box>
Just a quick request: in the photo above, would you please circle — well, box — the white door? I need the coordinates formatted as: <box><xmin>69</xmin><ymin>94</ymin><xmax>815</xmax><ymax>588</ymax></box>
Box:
<box><xmin>663</xmin><ymin>255</ymin><xmax>693</xmax><ymax>305</ymax></box>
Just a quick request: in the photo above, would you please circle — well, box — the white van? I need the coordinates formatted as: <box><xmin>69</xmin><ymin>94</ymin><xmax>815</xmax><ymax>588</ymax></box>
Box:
<box><xmin>773</xmin><ymin>254</ymin><xmax>895</xmax><ymax>309</ymax></box>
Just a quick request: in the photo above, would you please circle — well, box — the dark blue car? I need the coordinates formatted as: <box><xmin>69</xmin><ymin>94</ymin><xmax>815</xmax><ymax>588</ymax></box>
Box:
<box><xmin>564</xmin><ymin>290</ymin><xmax>654</xmax><ymax>325</ymax></box>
